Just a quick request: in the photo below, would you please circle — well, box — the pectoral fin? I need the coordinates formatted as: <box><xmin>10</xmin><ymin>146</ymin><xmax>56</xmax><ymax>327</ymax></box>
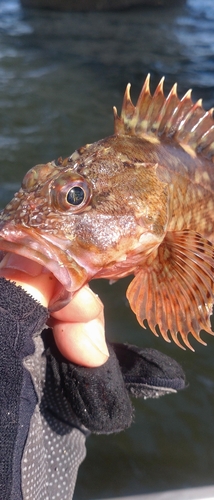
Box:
<box><xmin>127</xmin><ymin>230</ymin><xmax>214</xmax><ymax>350</ymax></box>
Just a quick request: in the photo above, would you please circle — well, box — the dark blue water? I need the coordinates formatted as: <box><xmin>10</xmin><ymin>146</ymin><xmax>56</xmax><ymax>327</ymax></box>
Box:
<box><xmin>1</xmin><ymin>1</ymin><xmax>214</xmax><ymax>498</ymax></box>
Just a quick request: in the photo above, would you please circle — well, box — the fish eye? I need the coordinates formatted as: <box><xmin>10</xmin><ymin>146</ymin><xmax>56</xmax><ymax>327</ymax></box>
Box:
<box><xmin>51</xmin><ymin>173</ymin><xmax>92</xmax><ymax>213</ymax></box>
<box><xmin>66</xmin><ymin>185</ymin><xmax>85</xmax><ymax>206</ymax></box>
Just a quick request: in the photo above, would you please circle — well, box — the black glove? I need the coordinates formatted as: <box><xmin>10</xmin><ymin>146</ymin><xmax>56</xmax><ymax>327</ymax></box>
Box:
<box><xmin>0</xmin><ymin>276</ymin><xmax>186</xmax><ymax>500</ymax></box>
<box><xmin>113</xmin><ymin>342</ymin><xmax>186</xmax><ymax>398</ymax></box>
<box><xmin>0</xmin><ymin>277</ymin><xmax>48</xmax><ymax>500</ymax></box>
<box><xmin>44</xmin><ymin>335</ymin><xmax>186</xmax><ymax>434</ymax></box>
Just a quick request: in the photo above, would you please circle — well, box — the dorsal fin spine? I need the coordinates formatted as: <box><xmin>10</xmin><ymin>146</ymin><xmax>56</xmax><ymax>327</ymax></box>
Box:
<box><xmin>152</xmin><ymin>83</ymin><xmax>178</xmax><ymax>133</ymax></box>
<box><xmin>114</xmin><ymin>75</ymin><xmax>214</xmax><ymax>161</ymax></box>
<box><xmin>199</xmin><ymin>124</ymin><xmax>214</xmax><ymax>146</ymax></box>
<box><xmin>135</xmin><ymin>74</ymin><xmax>152</xmax><ymax>126</ymax></box>
<box><xmin>121</xmin><ymin>83</ymin><xmax>134</xmax><ymax>122</ymax></box>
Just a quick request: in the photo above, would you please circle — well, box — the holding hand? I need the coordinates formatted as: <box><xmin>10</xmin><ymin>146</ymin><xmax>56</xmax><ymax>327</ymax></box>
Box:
<box><xmin>0</xmin><ymin>265</ymin><xmax>109</xmax><ymax>367</ymax></box>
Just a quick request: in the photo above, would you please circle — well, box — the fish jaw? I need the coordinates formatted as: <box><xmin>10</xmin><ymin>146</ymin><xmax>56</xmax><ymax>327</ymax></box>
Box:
<box><xmin>0</xmin><ymin>219</ymin><xmax>164</xmax><ymax>310</ymax></box>
<box><xmin>0</xmin><ymin>223</ymin><xmax>89</xmax><ymax>311</ymax></box>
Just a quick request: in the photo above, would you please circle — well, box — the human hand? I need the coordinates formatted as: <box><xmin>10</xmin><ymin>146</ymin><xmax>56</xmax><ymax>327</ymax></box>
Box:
<box><xmin>0</xmin><ymin>265</ymin><xmax>109</xmax><ymax>367</ymax></box>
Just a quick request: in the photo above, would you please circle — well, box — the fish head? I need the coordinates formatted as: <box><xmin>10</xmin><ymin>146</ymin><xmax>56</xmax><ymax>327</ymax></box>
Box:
<box><xmin>0</xmin><ymin>134</ymin><xmax>169</xmax><ymax>310</ymax></box>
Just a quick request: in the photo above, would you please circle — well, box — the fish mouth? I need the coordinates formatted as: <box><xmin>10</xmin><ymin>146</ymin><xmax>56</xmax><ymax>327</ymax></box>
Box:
<box><xmin>0</xmin><ymin>224</ymin><xmax>87</xmax><ymax>311</ymax></box>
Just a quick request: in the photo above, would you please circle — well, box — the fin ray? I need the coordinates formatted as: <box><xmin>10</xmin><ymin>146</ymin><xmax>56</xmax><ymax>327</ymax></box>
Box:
<box><xmin>172</xmin><ymin>259</ymin><xmax>212</xmax><ymax>344</ymax></box>
<box><xmin>127</xmin><ymin>230</ymin><xmax>214</xmax><ymax>349</ymax></box>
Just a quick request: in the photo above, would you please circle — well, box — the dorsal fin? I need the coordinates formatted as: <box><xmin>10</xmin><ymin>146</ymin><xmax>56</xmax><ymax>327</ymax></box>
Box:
<box><xmin>113</xmin><ymin>74</ymin><xmax>214</xmax><ymax>161</ymax></box>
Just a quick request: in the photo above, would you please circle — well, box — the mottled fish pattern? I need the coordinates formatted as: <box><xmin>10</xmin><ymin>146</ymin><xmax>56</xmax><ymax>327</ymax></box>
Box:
<box><xmin>0</xmin><ymin>75</ymin><xmax>214</xmax><ymax>349</ymax></box>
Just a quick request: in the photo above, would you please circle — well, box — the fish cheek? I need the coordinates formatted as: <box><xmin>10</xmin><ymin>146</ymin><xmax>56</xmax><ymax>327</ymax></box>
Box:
<box><xmin>73</xmin><ymin>212</ymin><xmax>138</xmax><ymax>260</ymax></box>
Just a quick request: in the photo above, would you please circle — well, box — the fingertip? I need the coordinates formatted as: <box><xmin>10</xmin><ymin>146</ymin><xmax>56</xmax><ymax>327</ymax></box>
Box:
<box><xmin>51</xmin><ymin>285</ymin><xmax>103</xmax><ymax>323</ymax></box>
<box><xmin>52</xmin><ymin>319</ymin><xmax>109</xmax><ymax>367</ymax></box>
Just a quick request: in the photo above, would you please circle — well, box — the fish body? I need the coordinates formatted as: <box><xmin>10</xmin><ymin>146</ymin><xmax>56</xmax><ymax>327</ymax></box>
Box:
<box><xmin>0</xmin><ymin>75</ymin><xmax>214</xmax><ymax>349</ymax></box>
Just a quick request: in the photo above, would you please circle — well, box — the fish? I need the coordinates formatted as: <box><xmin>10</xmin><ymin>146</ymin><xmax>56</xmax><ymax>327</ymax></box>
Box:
<box><xmin>0</xmin><ymin>74</ymin><xmax>214</xmax><ymax>350</ymax></box>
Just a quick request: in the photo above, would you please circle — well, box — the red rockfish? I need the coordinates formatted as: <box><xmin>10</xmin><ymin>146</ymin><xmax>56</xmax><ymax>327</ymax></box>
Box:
<box><xmin>0</xmin><ymin>75</ymin><xmax>213</xmax><ymax>350</ymax></box>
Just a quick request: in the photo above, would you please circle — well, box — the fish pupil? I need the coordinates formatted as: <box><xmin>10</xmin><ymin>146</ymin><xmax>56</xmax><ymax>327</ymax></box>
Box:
<box><xmin>67</xmin><ymin>186</ymin><xmax>85</xmax><ymax>205</ymax></box>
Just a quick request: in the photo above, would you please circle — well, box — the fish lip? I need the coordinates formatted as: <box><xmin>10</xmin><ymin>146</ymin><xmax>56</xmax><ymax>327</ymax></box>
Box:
<box><xmin>0</xmin><ymin>224</ymin><xmax>74</xmax><ymax>293</ymax></box>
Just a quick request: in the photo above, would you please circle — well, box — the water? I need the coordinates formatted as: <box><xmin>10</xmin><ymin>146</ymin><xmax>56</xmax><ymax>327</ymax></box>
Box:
<box><xmin>0</xmin><ymin>0</ymin><xmax>214</xmax><ymax>498</ymax></box>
